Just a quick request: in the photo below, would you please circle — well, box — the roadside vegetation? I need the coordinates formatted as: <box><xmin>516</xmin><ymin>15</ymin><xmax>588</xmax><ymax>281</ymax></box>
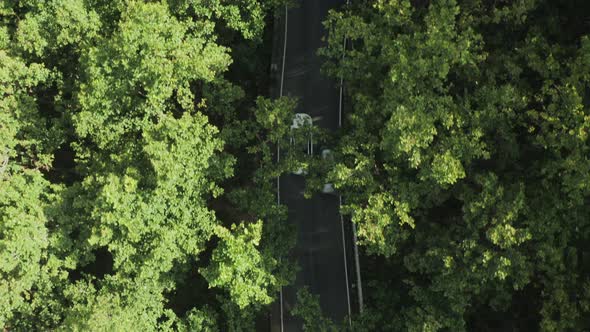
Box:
<box><xmin>1</xmin><ymin>0</ymin><xmax>590</xmax><ymax>331</ymax></box>
<box><xmin>1</xmin><ymin>0</ymin><xmax>297</xmax><ymax>330</ymax></box>
<box><xmin>319</xmin><ymin>0</ymin><xmax>590</xmax><ymax>331</ymax></box>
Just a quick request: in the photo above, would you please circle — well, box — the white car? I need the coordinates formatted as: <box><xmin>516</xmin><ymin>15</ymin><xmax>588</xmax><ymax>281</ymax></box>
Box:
<box><xmin>290</xmin><ymin>113</ymin><xmax>313</xmax><ymax>175</ymax></box>
<box><xmin>289</xmin><ymin>115</ymin><xmax>336</xmax><ymax>194</ymax></box>
<box><xmin>321</xmin><ymin>149</ymin><xmax>335</xmax><ymax>194</ymax></box>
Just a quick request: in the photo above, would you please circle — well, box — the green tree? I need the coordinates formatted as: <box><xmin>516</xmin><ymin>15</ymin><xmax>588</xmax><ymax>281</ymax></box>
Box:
<box><xmin>322</xmin><ymin>0</ymin><xmax>590</xmax><ymax>330</ymax></box>
<box><xmin>0</xmin><ymin>35</ymin><xmax>58</xmax><ymax>327</ymax></box>
<box><xmin>291</xmin><ymin>288</ymin><xmax>339</xmax><ymax>332</ymax></box>
<box><xmin>1</xmin><ymin>0</ymin><xmax>293</xmax><ymax>330</ymax></box>
<box><xmin>201</xmin><ymin>221</ymin><xmax>278</xmax><ymax>309</ymax></box>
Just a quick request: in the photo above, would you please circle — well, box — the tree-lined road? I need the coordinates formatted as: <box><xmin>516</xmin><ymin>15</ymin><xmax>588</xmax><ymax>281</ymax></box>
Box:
<box><xmin>271</xmin><ymin>0</ymin><xmax>353</xmax><ymax>331</ymax></box>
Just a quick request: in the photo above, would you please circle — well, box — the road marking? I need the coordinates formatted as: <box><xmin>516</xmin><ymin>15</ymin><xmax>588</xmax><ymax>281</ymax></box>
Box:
<box><xmin>337</xmin><ymin>4</ymin><xmax>353</xmax><ymax>323</ymax></box>
<box><xmin>279</xmin><ymin>4</ymin><xmax>288</xmax><ymax>98</ymax></box>
<box><xmin>340</xmin><ymin>196</ymin><xmax>353</xmax><ymax>326</ymax></box>
<box><xmin>277</xmin><ymin>4</ymin><xmax>288</xmax><ymax>332</ymax></box>
<box><xmin>285</xmin><ymin>64</ymin><xmax>308</xmax><ymax>78</ymax></box>
<box><xmin>352</xmin><ymin>216</ymin><xmax>364</xmax><ymax>312</ymax></box>
<box><xmin>338</xmin><ymin>1</ymin><xmax>346</xmax><ymax>128</ymax></box>
<box><xmin>337</xmin><ymin>4</ymin><xmax>353</xmax><ymax>320</ymax></box>
<box><xmin>338</xmin><ymin>0</ymin><xmax>364</xmax><ymax>315</ymax></box>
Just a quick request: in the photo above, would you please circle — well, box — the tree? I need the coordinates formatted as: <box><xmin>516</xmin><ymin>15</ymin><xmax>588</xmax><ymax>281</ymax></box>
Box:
<box><xmin>291</xmin><ymin>287</ymin><xmax>339</xmax><ymax>332</ymax></box>
<box><xmin>1</xmin><ymin>0</ymin><xmax>293</xmax><ymax>330</ymax></box>
<box><xmin>0</xmin><ymin>34</ymin><xmax>57</xmax><ymax>328</ymax></box>
<box><xmin>321</xmin><ymin>0</ymin><xmax>590</xmax><ymax>330</ymax></box>
<box><xmin>201</xmin><ymin>221</ymin><xmax>278</xmax><ymax>309</ymax></box>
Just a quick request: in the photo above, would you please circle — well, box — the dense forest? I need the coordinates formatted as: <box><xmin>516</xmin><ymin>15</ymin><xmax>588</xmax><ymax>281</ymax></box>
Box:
<box><xmin>318</xmin><ymin>0</ymin><xmax>590</xmax><ymax>331</ymax></box>
<box><xmin>1</xmin><ymin>0</ymin><xmax>298</xmax><ymax>330</ymax></box>
<box><xmin>1</xmin><ymin>0</ymin><xmax>590</xmax><ymax>331</ymax></box>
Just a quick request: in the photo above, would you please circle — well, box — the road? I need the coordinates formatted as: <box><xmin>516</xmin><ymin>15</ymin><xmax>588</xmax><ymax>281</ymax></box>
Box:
<box><xmin>270</xmin><ymin>1</ymin><xmax>353</xmax><ymax>331</ymax></box>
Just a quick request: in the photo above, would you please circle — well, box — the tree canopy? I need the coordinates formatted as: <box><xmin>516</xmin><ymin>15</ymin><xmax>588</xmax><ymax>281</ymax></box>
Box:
<box><xmin>320</xmin><ymin>0</ymin><xmax>590</xmax><ymax>330</ymax></box>
<box><xmin>1</xmin><ymin>0</ymin><xmax>295</xmax><ymax>330</ymax></box>
<box><xmin>3</xmin><ymin>0</ymin><xmax>590</xmax><ymax>331</ymax></box>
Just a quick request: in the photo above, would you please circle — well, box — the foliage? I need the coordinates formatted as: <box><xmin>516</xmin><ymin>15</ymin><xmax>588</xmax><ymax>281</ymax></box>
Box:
<box><xmin>0</xmin><ymin>171</ymin><xmax>53</xmax><ymax>326</ymax></box>
<box><xmin>1</xmin><ymin>0</ymin><xmax>292</xmax><ymax>330</ymax></box>
<box><xmin>291</xmin><ymin>287</ymin><xmax>339</xmax><ymax>332</ymax></box>
<box><xmin>321</xmin><ymin>0</ymin><xmax>590</xmax><ymax>330</ymax></box>
<box><xmin>201</xmin><ymin>221</ymin><xmax>278</xmax><ymax>309</ymax></box>
<box><xmin>0</xmin><ymin>29</ymin><xmax>57</xmax><ymax>328</ymax></box>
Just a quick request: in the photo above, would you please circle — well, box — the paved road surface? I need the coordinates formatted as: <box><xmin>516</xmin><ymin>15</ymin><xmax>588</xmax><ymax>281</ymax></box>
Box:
<box><xmin>271</xmin><ymin>1</ymin><xmax>351</xmax><ymax>331</ymax></box>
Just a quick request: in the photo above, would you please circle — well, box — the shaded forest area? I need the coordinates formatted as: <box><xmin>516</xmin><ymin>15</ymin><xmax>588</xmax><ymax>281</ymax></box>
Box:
<box><xmin>1</xmin><ymin>0</ymin><xmax>298</xmax><ymax>330</ymax></box>
<box><xmin>2</xmin><ymin>0</ymin><xmax>590</xmax><ymax>331</ymax></box>
<box><xmin>317</xmin><ymin>0</ymin><xmax>590</xmax><ymax>331</ymax></box>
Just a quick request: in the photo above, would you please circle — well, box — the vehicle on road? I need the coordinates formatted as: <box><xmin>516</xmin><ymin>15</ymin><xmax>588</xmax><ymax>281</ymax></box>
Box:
<box><xmin>321</xmin><ymin>149</ymin><xmax>335</xmax><ymax>194</ymax></box>
<box><xmin>290</xmin><ymin>113</ymin><xmax>313</xmax><ymax>175</ymax></box>
<box><xmin>289</xmin><ymin>115</ymin><xmax>337</xmax><ymax>194</ymax></box>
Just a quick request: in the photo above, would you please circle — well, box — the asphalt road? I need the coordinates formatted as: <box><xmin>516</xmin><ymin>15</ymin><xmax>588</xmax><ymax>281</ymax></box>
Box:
<box><xmin>271</xmin><ymin>1</ymin><xmax>351</xmax><ymax>331</ymax></box>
